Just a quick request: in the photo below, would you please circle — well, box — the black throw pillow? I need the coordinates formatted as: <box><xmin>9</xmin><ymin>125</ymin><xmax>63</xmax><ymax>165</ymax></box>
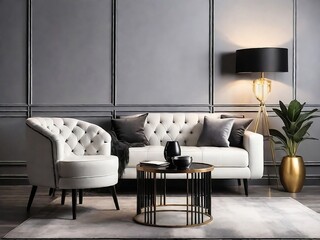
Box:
<box><xmin>221</xmin><ymin>115</ymin><xmax>253</xmax><ymax>148</ymax></box>
<box><xmin>197</xmin><ymin>117</ymin><xmax>234</xmax><ymax>147</ymax></box>
<box><xmin>112</xmin><ymin>113</ymin><xmax>149</xmax><ymax>145</ymax></box>
<box><xmin>220</xmin><ymin>114</ymin><xmax>245</xmax><ymax>119</ymax></box>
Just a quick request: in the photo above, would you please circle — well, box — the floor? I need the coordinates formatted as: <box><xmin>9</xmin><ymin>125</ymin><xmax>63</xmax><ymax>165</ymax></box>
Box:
<box><xmin>1</xmin><ymin>183</ymin><xmax>320</xmax><ymax>238</ymax></box>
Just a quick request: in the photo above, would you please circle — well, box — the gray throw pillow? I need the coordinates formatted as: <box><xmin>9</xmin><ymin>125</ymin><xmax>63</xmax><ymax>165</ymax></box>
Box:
<box><xmin>197</xmin><ymin>117</ymin><xmax>234</xmax><ymax>147</ymax></box>
<box><xmin>221</xmin><ymin>115</ymin><xmax>253</xmax><ymax>148</ymax></box>
<box><xmin>112</xmin><ymin>113</ymin><xmax>149</xmax><ymax>145</ymax></box>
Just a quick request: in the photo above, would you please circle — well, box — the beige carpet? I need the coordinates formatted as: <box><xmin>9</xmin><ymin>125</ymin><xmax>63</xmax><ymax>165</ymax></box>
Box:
<box><xmin>4</xmin><ymin>196</ymin><xmax>320</xmax><ymax>239</ymax></box>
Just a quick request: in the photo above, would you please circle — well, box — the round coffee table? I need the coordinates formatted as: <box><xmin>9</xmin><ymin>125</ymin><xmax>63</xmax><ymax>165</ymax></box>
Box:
<box><xmin>134</xmin><ymin>162</ymin><xmax>214</xmax><ymax>227</ymax></box>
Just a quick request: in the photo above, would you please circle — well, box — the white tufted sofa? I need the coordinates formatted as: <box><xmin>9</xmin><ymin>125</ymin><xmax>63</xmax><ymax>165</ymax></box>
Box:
<box><xmin>25</xmin><ymin>117</ymin><xmax>119</xmax><ymax>219</ymax></box>
<box><xmin>121</xmin><ymin>113</ymin><xmax>264</xmax><ymax>195</ymax></box>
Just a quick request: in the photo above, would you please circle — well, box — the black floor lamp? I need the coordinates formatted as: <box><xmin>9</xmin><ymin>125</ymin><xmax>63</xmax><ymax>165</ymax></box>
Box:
<box><xmin>235</xmin><ymin>47</ymin><xmax>288</xmax><ymax>185</ymax></box>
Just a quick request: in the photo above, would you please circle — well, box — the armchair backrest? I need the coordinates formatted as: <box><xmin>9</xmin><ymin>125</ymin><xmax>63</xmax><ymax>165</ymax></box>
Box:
<box><xmin>26</xmin><ymin>118</ymin><xmax>111</xmax><ymax>157</ymax></box>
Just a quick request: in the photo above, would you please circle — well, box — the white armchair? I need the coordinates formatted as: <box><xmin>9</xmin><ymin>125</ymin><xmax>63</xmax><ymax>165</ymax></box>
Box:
<box><xmin>25</xmin><ymin>117</ymin><xmax>119</xmax><ymax>219</ymax></box>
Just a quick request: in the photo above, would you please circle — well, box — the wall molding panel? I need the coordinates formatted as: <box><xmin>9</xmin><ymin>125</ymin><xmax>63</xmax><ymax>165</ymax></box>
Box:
<box><xmin>0</xmin><ymin>0</ymin><xmax>320</xmax><ymax>184</ymax></box>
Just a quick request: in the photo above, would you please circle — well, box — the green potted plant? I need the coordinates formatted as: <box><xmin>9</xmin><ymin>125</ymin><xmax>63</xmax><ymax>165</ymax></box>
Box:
<box><xmin>270</xmin><ymin>99</ymin><xmax>319</xmax><ymax>192</ymax></box>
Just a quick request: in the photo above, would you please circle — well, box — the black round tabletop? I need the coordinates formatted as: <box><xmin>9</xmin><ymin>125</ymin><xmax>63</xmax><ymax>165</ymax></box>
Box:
<box><xmin>136</xmin><ymin>162</ymin><xmax>214</xmax><ymax>173</ymax></box>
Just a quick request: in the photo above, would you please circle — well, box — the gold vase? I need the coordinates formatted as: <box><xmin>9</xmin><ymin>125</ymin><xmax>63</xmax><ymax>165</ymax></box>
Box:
<box><xmin>279</xmin><ymin>156</ymin><xmax>305</xmax><ymax>193</ymax></box>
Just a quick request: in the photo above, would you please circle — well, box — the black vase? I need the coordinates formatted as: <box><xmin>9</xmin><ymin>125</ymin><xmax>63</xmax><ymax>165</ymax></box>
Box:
<box><xmin>164</xmin><ymin>141</ymin><xmax>181</xmax><ymax>165</ymax></box>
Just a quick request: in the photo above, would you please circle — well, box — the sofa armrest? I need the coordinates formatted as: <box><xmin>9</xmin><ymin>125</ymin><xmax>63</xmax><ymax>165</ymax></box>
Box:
<box><xmin>243</xmin><ymin>130</ymin><xmax>264</xmax><ymax>179</ymax></box>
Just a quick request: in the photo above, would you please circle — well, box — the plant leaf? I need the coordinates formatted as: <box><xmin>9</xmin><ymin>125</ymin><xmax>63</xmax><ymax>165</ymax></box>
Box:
<box><xmin>287</xmin><ymin>100</ymin><xmax>303</xmax><ymax>121</ymax></box>
<box><xmin>302</xmin><ymin>137</ymin><xmax>319</xmax><ymax>141</ymax></box>
<box><xmin>279</xmin><ymin>101</ymin><xmax>288</xmax><ymax>117</ymax></box>
<box><xmin>270</xmin><ymin>129</ymin><xmax>288</xmax><ymax>147</ymax></box>
<box><xmin>296</xmin><ymin>109</ymin><xmax>319</xmax><ymax>126</ymax></box>
<box><xmin>273</xmin><ymin>108</ymin><xmax>290</xmax><ymax>129</ymax></box>
<box><xmin>292</xmin><ymin>121</ymin><xmax>313</xmax><ymax>143</ymax></box>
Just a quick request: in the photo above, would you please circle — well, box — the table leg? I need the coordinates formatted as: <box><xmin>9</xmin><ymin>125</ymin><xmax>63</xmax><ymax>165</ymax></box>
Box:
<box><xmin>153</xmin><ymin>172</ymin><xmax>157</xmax><ymax>225</ymax></box>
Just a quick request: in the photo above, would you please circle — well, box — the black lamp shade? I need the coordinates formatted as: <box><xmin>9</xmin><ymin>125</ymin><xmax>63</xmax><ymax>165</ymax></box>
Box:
<box><xmin>236</xmin><ymin>48</ymin><xmax>288</xmax><ymax>73</ymax></box>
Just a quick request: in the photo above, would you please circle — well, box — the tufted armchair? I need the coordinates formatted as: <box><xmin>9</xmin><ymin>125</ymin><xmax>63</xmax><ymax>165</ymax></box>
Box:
<box><xmin>25</xmin><ymin>117</ymin><xmax>119</xmax><ymax>219</ymax></box>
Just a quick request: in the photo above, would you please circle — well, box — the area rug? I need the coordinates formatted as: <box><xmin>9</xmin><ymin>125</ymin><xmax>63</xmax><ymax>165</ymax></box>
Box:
<box><xmin>4</xmin><ymin>196</ymin><xmax>320</xmax><ymax>239</ymax></box>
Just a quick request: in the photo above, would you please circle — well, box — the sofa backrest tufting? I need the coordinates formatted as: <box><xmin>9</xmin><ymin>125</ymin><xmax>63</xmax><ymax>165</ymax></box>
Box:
<box><xmin>144</xmin><ymin>113</ymin><xmax>221</xmax><ymax>146</ymax></box>
<box><xmin>26</xmin><ymin>118</ymin><xmax>111</xmax><ymax>157</ymax></box>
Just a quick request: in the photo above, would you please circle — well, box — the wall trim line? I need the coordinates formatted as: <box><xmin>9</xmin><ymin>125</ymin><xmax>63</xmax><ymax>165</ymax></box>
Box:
<box><xmin>209</xmin><ymin>0</ymin><xmax>214</xmax><ymax>113</ymax></box>
<box><xmin>293</xmin><ymin>0</ymin><xmax>297</xmax><ymax>100</ymax></box>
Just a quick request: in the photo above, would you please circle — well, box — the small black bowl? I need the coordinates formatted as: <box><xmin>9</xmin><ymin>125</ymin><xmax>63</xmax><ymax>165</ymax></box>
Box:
<box><xmin>172</xmin><ymin>156</ymin><xmax>193</xmax><ymax>169</ymax></box>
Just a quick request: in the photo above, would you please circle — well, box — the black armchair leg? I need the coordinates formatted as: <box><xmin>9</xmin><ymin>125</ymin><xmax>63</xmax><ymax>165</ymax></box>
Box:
<box><xmin>243</xmin><ymin>179</ymin><xmax>248</xmax><ymax>196</ymax></box>
<box><xmin>49</xmin><ymin>188</ymin><xmax>53</xmax><ymax>196</ymax></box>
<box><xmin>72</xmin><ymin>189</ymin><xmax>77</xmax><ymax>219</ymax></box>
<box><xmin>110</xmin><ymin>186</ymin><xmax>120</xmax><ymax>210</ymax></box>
<box><xmin>27</xmin><ymin>185</ymin><xmax>38</xmax><ymax>212</ymax></box>
<box><xmin>61</xmin><ymin>189</ymin><xmax>66</xmax><ymax>205</ymax></box>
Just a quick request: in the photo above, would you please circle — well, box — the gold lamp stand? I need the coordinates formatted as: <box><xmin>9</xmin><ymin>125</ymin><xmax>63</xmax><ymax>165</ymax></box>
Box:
<box><xmin>253</xmin><ymin>73</ymin><xmax>280</xmax><ymax>187</ymax></box>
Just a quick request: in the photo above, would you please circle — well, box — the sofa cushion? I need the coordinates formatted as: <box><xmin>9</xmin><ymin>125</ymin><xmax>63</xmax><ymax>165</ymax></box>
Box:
<box><xmin>127</xmin><ymin>146</ymin><xmax>149</xmax><ymax>167</ymax></box>
<box><xmin>221</xmin><ymin>116</ymin><xmax>253</xmax><ymax>148</ymax></box>
<box><xmin>128</xmin><ymin>146</ymin><xmax>203</xmax><ymax>167</ymax></box>
<box><xmin>197</xmin><ymin>117</ymin><xmax>234</xmax><ymax>147</ymax></box>
<box><xmin>127</xmin><ymin>146</ymin><xmax>248</xmax><ymax>168</ymax></box>
<box><xmin>200</xmin><ymin>146</ymin><xmax>248</xmax><ymax>167</ymax></box>
<box><xmin>112</xmin><ymin>113</ymin><xmax>149</xmax><ymax>145</ymax></box>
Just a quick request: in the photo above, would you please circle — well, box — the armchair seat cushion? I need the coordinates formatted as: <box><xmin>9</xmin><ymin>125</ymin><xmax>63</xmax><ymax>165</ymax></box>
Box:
<box><xmin>58</xmin><ymin>155</ymin><xmax>118</xmax><ymax>178</ymax></box>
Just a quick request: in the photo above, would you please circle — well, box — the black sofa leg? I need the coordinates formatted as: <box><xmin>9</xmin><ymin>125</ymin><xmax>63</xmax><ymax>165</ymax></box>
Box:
<box><xmin>243</xmin><ymin>179</ymin><xmax>248</xmax><ymax>196</ymax></box>
<box><xmin>72</xmin><ymin>189</ymin><xmax>77</xmax><ymax>219</ymax></box>
<box><xmin>79</xmin><ymin>189</ymin><xmax>83</xmax><ymax>204</ymax></box>
<box><xmin>110</xmin><ymin>186</ymin><xmax>120</xmax><ymax>210</ymax></box>
<box><xmin>237</xmin><ymin>179</ymin><xmax>241</xmax><ymax>186</ymax></box>
<box><xmin>27</xmin><ymin>185</ymin><xmax>37</xmax><ymax>212</ymax></box>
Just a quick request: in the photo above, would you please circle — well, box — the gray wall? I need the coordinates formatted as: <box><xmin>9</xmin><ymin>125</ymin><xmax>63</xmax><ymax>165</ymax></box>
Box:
<box><xmin>0</xmin><ymin>0</ymin><xmax>319</xmax><ymax>184</ymax></box>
